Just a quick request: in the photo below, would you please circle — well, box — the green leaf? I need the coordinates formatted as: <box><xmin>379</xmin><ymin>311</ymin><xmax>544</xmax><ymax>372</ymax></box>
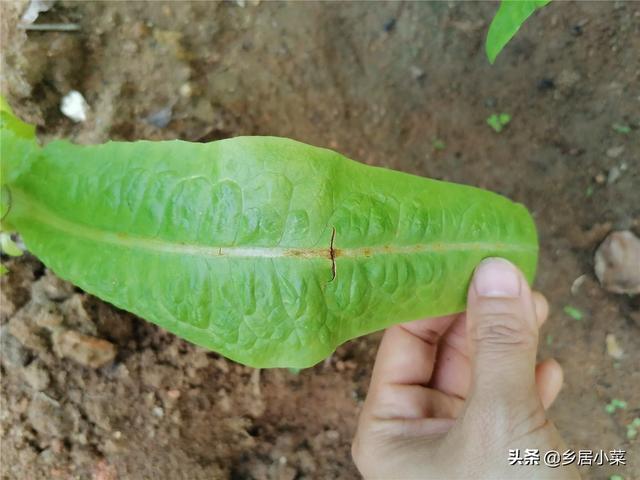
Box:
<box><xmin>0</xmin><ymin>264</ymin><xmax>8</xmax><ymax>276</ymax></box>
<box><xmin>487</xmin><ymin>113</ymin><xmax>511</xmax><ymax>133</ymax></box>
<box><xmin>613</xmin><ymin>399</ymin><xmax>627</xmax><ymax>408</ymax></box>
<box><xmin>612</xmin><ymin>123</ymin><xmax>631</xmax><ymax>135</ymax></box>
<box><xmin>498</xmin><ymin>113</ymin><xmax>511</xmax><ymax>125</ymax></box>
<box><xmin>605</xmin><ymin>398</ymin><xmax>627</xmax><ymax>414</ymax></box>
<box><xmin>563</xmin><ymin>305</ymin><xmax>583</xmax><ymax>321</ymax></box>
<box><xmin>486</xmin><ymin>0</ymin><xmax>552</xmax><ymax>64</ymax></box>
<box><xmin>2</xmin><ymin>134</ymin><xmax>538</xmax><ymax>368</ymax></box>
<box><xmin>1</xmin><ymin>96</ymin><xmax>39</xmax><ymax>216</ymax></box>
<box><xmin>627</xmin><ymin>418</ymin><xmax>639</xmax><ymax>440</ymax></box>
<box><xmin>432</xmin><ymin>139</ymin><xmax>446</xmax><ymax>151</ymax></box>
<box><xmin>0</xmin><ymin>96</ymin><xmax>36</xmax><ymax>140</ymax></box>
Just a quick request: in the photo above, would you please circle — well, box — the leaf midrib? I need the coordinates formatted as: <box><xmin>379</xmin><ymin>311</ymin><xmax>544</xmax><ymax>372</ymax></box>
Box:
<box><xmin>13</xmin><ymin>188</ymin><xmax>536</xmax><ymax>260</ymax></box>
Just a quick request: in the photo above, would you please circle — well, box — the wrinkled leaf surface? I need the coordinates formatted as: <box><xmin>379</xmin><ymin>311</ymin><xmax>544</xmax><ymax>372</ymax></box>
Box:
<box><xmin>2</xmin><ymin>132</ymin><xmax>538</xmax><ymax>367</ymax></box>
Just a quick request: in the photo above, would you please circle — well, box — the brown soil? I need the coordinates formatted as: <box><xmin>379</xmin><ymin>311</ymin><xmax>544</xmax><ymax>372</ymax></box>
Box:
<box><xmin>1</xmin><ymin>1</ymin><xmax>638</xmax><ymax>479</ymax></box>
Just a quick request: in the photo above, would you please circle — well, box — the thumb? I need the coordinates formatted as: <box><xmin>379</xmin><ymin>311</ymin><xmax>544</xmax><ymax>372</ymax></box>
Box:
<box><xmin>465</xmin><ymin>258</ymin><xmax>542</xmax><ymax>414</ymax></box>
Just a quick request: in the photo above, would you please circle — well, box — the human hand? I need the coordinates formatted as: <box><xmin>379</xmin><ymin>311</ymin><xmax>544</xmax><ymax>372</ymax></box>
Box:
<box><xmin>352</xmin><ymin>258</ymin><xmax>580</xmax><ymax>479</ymax></box>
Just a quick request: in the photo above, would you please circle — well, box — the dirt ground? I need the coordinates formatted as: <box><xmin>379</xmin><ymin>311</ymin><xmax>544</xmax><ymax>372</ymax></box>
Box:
<box><xmin>0</xmin><ymin>1</ymin><xmax>638</xmax><ymax>479</ymax></box>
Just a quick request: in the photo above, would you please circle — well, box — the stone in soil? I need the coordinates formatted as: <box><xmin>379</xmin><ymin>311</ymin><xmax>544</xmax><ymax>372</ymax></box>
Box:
<box><xmin>60</xmin><ymin>294</ymin><xmax>97</xmax><ymax>336</ymax></box>
<box><xmin>52</xmin><ymin>330</ymin><xmax>117</xmax><ymax>368</ymax></box>
<box><xmin>32</xmin><ymin>302</ymin><xmax>64</xmax><ymax>330</ymax></box>
<box><xmin>605</xmin><ymin>333</ymin><xmax>624</xmax><ymax>360</ymax></box>
<box><xmin>7</xmin><ymin>312</ymin><xmax>48</xmax><ymax>354</ymax></box>
<box><xmin>0</xmin><ymin>325</ymin><xmax>30</xmax><ymax>367</ymax></box>
<box><xmin>31</xmin><ymin>270</ymin><xmax>74</xmax><ymax>302</ymax></box>
<box><xmin>594</xmin><ymin>230</ymin><xmax>640</xmax><ymax>294</ymax></box>
<box><xmin>28</xmin><ymin>394</ymin><xmax>73</xmax><ymax>437</ymax></box>
<box><xmin>0</xmin><ymin>285</ymin><xmax>18</xmax><ymax>320</ymax></box>
<box><xmin>606</xmin><ymin>145</ymin><xmax>625</xmax><ymax>158</ymax></box>
<box><xmin>22</xmin><ymin>360</ymin><xmax>51</xmax><ymax>391</ymax></box>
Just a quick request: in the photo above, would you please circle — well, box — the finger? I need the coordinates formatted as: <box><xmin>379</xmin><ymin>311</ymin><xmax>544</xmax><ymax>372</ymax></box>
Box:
<box><xmin>532</xmin><ymin>291</ymin><xmax>549</xmax><ymax>327</ymax></box>
<box><xmin>363</xmin><ymin>314</ymin><xmax>458</xmax><ymax>421</ymax></box>
<box><xmin>366</xmin><ymin>383</ymin><xmax>465</xmax><ymax>420</ymax></box>
<box><xmin>428</xmin><ymin>290</ymin><xmax>548</xmax><ymax>405</ymax></box>
<box><xmin>465</xmin><ymin>258</ymin><xmax>542</xmax><ymax>414</ymax></box>
<box><xmin>535</xmin><ymin>358</ymin><xmax>563</xmax><ymax>409</ymax></box>
<box><xmin>369</xmin><ymin>314</ymin><xmax>458</xmax><ymax>389</ymax></box>
<box><xmin>428</xmin><ymin>314</ymin><xmax>471</xmax><ymax>399</ymax></box>
<box><xmin>430</xmin><ymin>294</ymin><xmax>547</xmax><ymax>401</ymax></box>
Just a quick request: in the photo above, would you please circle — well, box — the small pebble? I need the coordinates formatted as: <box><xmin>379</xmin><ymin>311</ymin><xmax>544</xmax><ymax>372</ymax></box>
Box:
<box><xmin>409</xmin><ymin>65</ymin><xmax>425</xmax><ymax>81</ymax></box>
<box><xmin>594</xmin><ymin>230</ymin><xmax>640</xmax><ymax>294</ymax></box>
<box><xmin>7</xmin><ymin>315</ymin><xmax>48</xmax><ymax>353</ymax></box>
<box><xmin>0</xmin><ymin>326</ymin><xmax>30</xmax><ymax>367</ymax></box>
<box><xmin>383</xmin><ymin>18</ymin><xmax>396</xmax><ymax>32</ymax></box>
<box><xmin>537</xmin><ymin>78</ymin><xmax>555</xmax><ymax>91</ymax></box>
<box><xmin>32</xmin><ymin>271</ymin><xmax>74</xmax><ymax>302</ymax></box>
<box><xmin>605</xmin><ymin>334</ymin><xmax>624</xmax><ymax>360</ymax></box>
<box><xmin>53</xmin><ymin>330</ymin><xmax>117</xmax><ymax>368</ymax></box>
<box><xmin>570</xmin><ymin>274</ymin><xmax>587</xmax><ymax>295</ymax></box>
<box><xmin>60</xmin><ymin>91</ymin><xmax>89</xmax><ymax>123</ymax></box>
<box><xmin>607</xmin><ymin>166</ymin><xmax>621</xmax><ymax>184</ymax></box>
<box><xmin>21</xmin><ymin>0</ymin><xmax>54</xmax><ymax>24</ymax></box>
<box><xmin>23</xmin><ymin>361</ymin><xmax>51</xmax><ymax>391</ymax></box>
<box><xmin>60</xmin><ymin>294</ymin><xmax>97</xmax><ymax>336</ymax></box>
<box><xmin>556</xmin><ymin>69</ymin><xmax>581</xmax><ymax>92</ymax></box>
<box><xmin>32</xmin><ymin>304</ymin><xmax>64</xmax><ymax>330</ymax></box>
<box><xmin>326</xmin><ymin>430</ymin><xmax>340</xmax><ymax>440</ymax></box>
<box><xmin>28</xmin><ymin>394</ymin><xmax>72</xmax><ymax>437</ymax></box>
<box><xmin>606</xmin><ymin>145</ymin><xmax>625</xmax><ymax>158</ymax></box>
<box><xmin>145</xmin><ymin>107</ymin><xmax>172</xmax><ymax>128</ymax></box>
<box><xmin>179</xmin><ymin>82</ymin><xmax>193</xmax><ymax>98</ymax></box>
<box><xmin>152</xmin><ymin>406</ymin><xmax>164</xmax><ymax>418</ymax></box>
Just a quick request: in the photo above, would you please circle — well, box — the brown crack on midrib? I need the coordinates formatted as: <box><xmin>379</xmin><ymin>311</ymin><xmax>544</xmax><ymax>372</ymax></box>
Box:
<box><xmin>329</xmin><ymin>227</ymin><xmax>337</xmax><ymax>281</ymax></box>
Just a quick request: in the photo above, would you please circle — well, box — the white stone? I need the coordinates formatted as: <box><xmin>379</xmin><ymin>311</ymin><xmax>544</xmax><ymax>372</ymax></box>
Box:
<box><xmin>60</xmin><ymin>91</ymin><xmax>89</xmax><ymax>122</ymax></box>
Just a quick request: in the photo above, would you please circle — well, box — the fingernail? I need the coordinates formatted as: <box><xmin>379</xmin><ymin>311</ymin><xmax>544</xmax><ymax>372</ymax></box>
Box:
<box><xmin>473</xmin><ymin>258</ymin><xmax>521</xmax><ymax>297</ymax></box>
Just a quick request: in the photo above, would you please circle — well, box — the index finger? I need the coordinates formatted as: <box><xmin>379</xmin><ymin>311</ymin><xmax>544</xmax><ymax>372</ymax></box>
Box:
<box><xmin>369</xmin><ymin>314</ymin><xmax>459</xmax><ymax>390</ymax></box>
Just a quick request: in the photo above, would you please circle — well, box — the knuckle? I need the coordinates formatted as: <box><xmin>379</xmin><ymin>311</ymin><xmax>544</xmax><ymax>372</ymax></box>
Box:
<box><xmin>472</xmin><ymin>312</ymin><xmax>537</xmax><ymax>350</ymax></box>
<box><xmin>405</xmin><ymin>324</ymin><xmax>440</xmax><ymax>346</ymax></box>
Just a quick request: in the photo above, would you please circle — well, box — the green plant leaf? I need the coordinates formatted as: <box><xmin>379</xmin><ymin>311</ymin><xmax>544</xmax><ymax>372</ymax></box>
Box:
<box><xmin>432</xmin><ymin>139</ymin><xmax>446</xmax><ymax>151</ymax></box>
<box><xmin>487</xmin><ymin>113</ymin><xmax>511</xmax><ymax>133</ymax></box>
<box><xmin>1</xmin><ymin>130</ymin><xmax>538</xmax><ymax>367</ymax></box>
<box><xmin>627</xmin><ymin>417</ymin><xmax>640</xmax><ymax>440</ymax></box>
<box><xmin>612</xmin><ymin>123</ymin><xmax>631</xmax><ymax>135</ymax></box>
<box><xmin>563</xmin><ymin>305</ymin><xmax>583</xmax><ymax>321</ymax></box>
<box><xmin>1</xmin><ymin>96</ymin><xmax>38</xmax><ymax>210</ymax></box>
<box><xmin>486</xmin><ymin>0</ymin><xmax>552</xmax><ymax>64</ymax></box>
